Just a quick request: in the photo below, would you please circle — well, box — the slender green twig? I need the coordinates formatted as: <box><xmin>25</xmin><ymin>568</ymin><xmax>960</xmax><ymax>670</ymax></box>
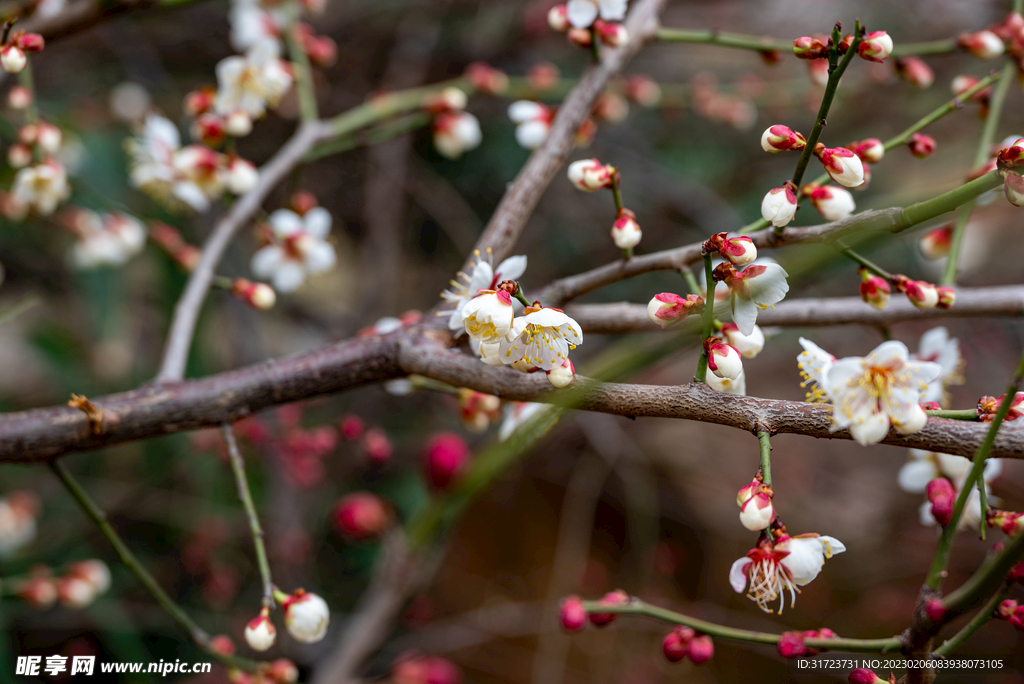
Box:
<box><xmin>656</xmin><ymin>28</ymin><xmax>791</xmax><ymax>52</ymax></box>
<box><xmin>838</xmin><ymin>244</ymin><xmax>893</xmax><ymax>279</ymax></box>
<box><xmin>934</xmin><ymin>583</ymin><xmax>1013</xmax><ymax>656</ymax></box>
<box><xmin>609</xmin><ymin>173</ymin><xmax>624</xmax><ymax>213</ymax></box>
<box><xmin>222</xmin><ymin>425</ymin><xmax>275</xmax><ymax>610</ymax></box>
<box><xmin>757</xmin><ymin>431</ymin><xmax>772</xmax><ymax>487</ymax></box>
<box><xmin>943</xmin><ymin>62</ymin><xmax>1015</xmax><ymax>286</ymax></box>
<box><xmin>49</xmin><ymin>461</ymin><xmax>260</xmax><ymax>672</ymax></box>
<box><xmin>694</xmin><ymin>254</ymin><xmax>716</xmax><ymax>383</ymax></box>
<box><xmin>925</xmin><ymin>409</ymin><xmax>978</xmax><ymax>421</ymax></box>
<box><xmin>926</xmin><ymin>346</ymin><xmax>1024</xmax><ymax>590</ymax></box>
<box><xmin>890</xmin><ymin>39</ymin><xmax>959</xmax><ymax>57</ymax></box>
<box><xmin>284</xmin><ymin>21</ymin><xmax>319</xmax><ymax>122</ymax></box>
<box><xmin>680</xmin><ymin>267</ymin><xmax>701</xmax><ymax>295</ymax></box>
<box><xmin>580</xmin><ymin>599</ymin><xmax>903</xmax><ymax>653</ymax></box>
<box><xmin>942</xmin><ymin>531</ymin><xmax>1024</xmax><ymax>618</ymax></box>
<box><xmin>304</xmin><ymin>112</ymin><xmax>431</xmax><ymax>162</ymax></box>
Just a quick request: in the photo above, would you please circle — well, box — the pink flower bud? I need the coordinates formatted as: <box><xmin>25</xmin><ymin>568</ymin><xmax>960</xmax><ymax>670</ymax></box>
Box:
<box><xmin>7</xmin><ymin>85</ymin><xmax>31</xmax><ymax>110</ymax></box>
<box><xmin>997</xmin><ymin>599</ymin><xmax>1018</xmax><ymax>619</ymax></box>
<box><xmin>815</xmin><ymin>146</ymin><xmax>865</xmax><ymax>187</ymax></box>
<box><xmin>332</xmin><ymin>492</ymin><xmax>390</xmax><ymax>540</ymax></box>
<box><xmin>306</xmin><ymin>35</ymin><xmax>337</xmax><ymax>67</ymax></box>
<box><xmin>191</xmin><ymin>113</ymin><xmax>225</xmax><ymax>146</ymax></box>
<box><xmin>707</xmin><ymin>341</ymin><xmax>743</xmax><ymax>380</ymax></box>
<box><xmin>559</xmin><ymin>595</ymin><xmax>587</xmax><ymax>631</ymax></box>
<box><xmin>363</xmin><ymin>427</ymin><xmax>392</xmax><ymax>464</ymax></box>
<box><xmin>36</xmin><ymin>122</ymin><xmax>61</xmax><ymax>154</ymax></box>
<box><xmin>936</xmin><ymin>286</ymin><xmax>955</xmax><ymax>310</ymax></box>
<box><xmin>919</xmin><ymin>224</ymin><xmax>952</xmax><ymax>259</ymax></box>
<box><xmin>850</xmin><ymin>138</ymin><xmax>885</xmax><ymax>164</ymax></box>
<box><xmin>858</xmin><ymin>31</ymin><xmax>893</xmax><ymax>62</ymax></box>
<box><xmin>244</xmin><ymin>611</ymin><xmax>277</xmax><ymax>651</ymax></box>
<box><xmin>339</xmin><ymin>414</ymin><xmax>364</xmax><ymax>440</ymax></box>
<box><xmin>925</xmin><ymin>598</ymin><xmax>945</xmax><ymax>623</ymax></box>
<box><xmin>1005</xmin><ymin>173</ymin><xmax>1024</xmax><ymax>207</ymax></box>
<box><xmin>777</xmin><ymin>631</ymin><xmax>806</xmax><ymax>658</ymax></box>
<box><xmin>720</xmin><ymin>236</ymin><xmax>757</xmax><ymax>266</ymax></box>
<box><xmin>183</xmin><ymin>88</ymin><xmax>215</xmax><ymax>117</ymax></box>
<box><xmin>209</xmin><ymin>635</ymin><xmax>235</xmax><ymax>656</ymax></box>
<box><xmin>547</xmin><ymin>358</ymin><xmax>575</xmax><ymax>388</ymax></box>
<box><xmin>547</xmin><ymin>5</ymin><xmax>570</xmax><ymax>32</ymax></box>
<box><xmin>792</xmin><ymin>36</ymin><xmax>827</xmax><ymax>59</ymax></box>
<box><xmin>593</xmin><ymin>20</ymin><xmax>628</xmax><ymax>47</ymax></box>
<box><xmin>611</xmin><ymin>213</ymin><xmax>641</xmax><ymax>250</ymax></box>
<box><xmin>739</xmin><ymin>491</ymin><xmax>774</xmax><ymax>531</ymax></box>
<box><xmin>849</xmin><ymin>669</ymin><xmax>887</xmax><ymax>684</ymax></box>
<box><xmin>7</xmin><ymin>143</ymin><xmax>31</xmax><ymax>168</ymax></box>
<box><xmin>761</xmin><ymin>186</ymin><xmax>798</xmax><ymax>227</ymax></box>
<box><xmin>662</xmin><ymin>626</ymin><xmax>695</xmax><ymax>662</ymax></box>
<box><xmin>464</xmin><ymin>62</ymin><xmax>509</xmax><ymax>95</ymax></box>
<box><xmin>424</xmin><ymin>86</ymin><xmax>467</xmax><ymax>113</ymax></box>
<box><xmin>687</xmin><ymin>635</ymin><xmax>714</xmax><ymax>664</ymax></box>
<box><xmin>807</xmin><ymin>184</ymin><xmax>856</xmax><ymax>221</ymax></box>
<box><xmin>281</xmin><ymin>589</ymin><xmax>330</xmax><ymax>643</ymax></box>
<box><xmin>392</xmin><ymin>653</ymin><xmax>462</xmax><ymax>684</ymax></box>
<box><xmin>267</xmin><ymin>659</ymin><xmax>299</xmax><ymax>684</ymax></box>
<box><xmin>626</xmin><ymin>74</ymin><xmax>661</xmax><ymax>107</ymax></box>
<box><xmin>57</xmin><ymin>576</ymin><xmax>97</xmax><ymax>608</ymax></box>
<box><xmin>858</xmin><ymin>270</ymin><xmax>890</xmax><ymax>309</ymax></box>
<box><xmin>424</xmin><ymin>432</ymin><xmax>471</xmax><ymax>490</ymax></box>
<box><xmin>527</xmin><ymin>62</ymin><xmax>560</xmax><ymax>91</ymax></box>
<box><xmin>231</xmin><ymin>278</ymin><xmax>276</xmax><ymax>310</ymax></box>
<box><xmin>927</xmin><ymin>478</ymin><xmax>956</xmax><ymax>526</ymax></box>
<box><xmin>646</xmin><ymin>293</ymin><xmax>703</xmax><ymax>328</ymax></box>
<box><xmin>291</xmin><ymin>190</ymin><xmax>318</xmax><ymax>215</ymax></box>
<box><xmin>567</xmin><ymin>27</ymin><xmax>593</xmax><ymax>47</ymax></box>
<box><xmin>807</xmin><ymin>58</ymin><xmax>829</xmax><ymax>86</ymax></box>
<box><xmin>895</xmin><ymin>56</ymin><xmax>935</xmax><ymax>88</ymax></box>
<box><xmin>908</xmin><ymin>133</ymin><xmax>936</xmax><ymax>158</ymax></box>
<box><xmin>567</xmin><ymin>158</ymin><xmax>614</xmax><ymax>191</ymax></box>
<box><xmin>761</xmin><ymin>125</ymin><xmax>807</xmax><ymax>153</ymax></box>
<box><xmin>67</xmin><ymin>559</ymin><xmax>111</xmax><ymax>595</ymax></box>
<box><xmin>1</xmin><ymin>45</ymin><xmax>26</xmax><ymax>73</ymax></box>
<box><xmin>593</xmin><ymin>91</ymin><xmax>629</xmax><ymax>123</ymax></box>
<box><xmin>903</xmin><ymin>280</ymin><xmax>939</xmax><ymax>309</ymax></box>
<box><xmin>17</xmin><ymin>33</ymin><xmax>45</xmax><ymax>52</ymax></box>
<box><xmin>958</xmin><ymin>30</ymin><xmax>1005</xmax><ymax>60</ymax></box>
<box><xmin>1010</xmin><ymin>606</ymin><xmax>1024</xmax><ymax>630</ymax></box>
<box><xmin>588</xmin><ymin>589</ymin><xmax>628</xmax><ymax>627</ymax></box>
<box><xmin>227</xmin><ymin>157</ymin><xmax>259</xmax><ymax>194</ymax></box>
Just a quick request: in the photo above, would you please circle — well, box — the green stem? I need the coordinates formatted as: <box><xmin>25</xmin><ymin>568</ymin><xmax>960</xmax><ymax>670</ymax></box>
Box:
<box><xmin>942</xmin><ymin>61</ymin><xmax>1015</xmax><ymax>286</ymax></box>
<box><xmin>757</xmin><ymin>431</ymin><xmax>772</xmax><ymax>487</ymax></box>
<box><xmin>49</xmin><ymin>461</ymin><xmax>260</xmax><ymax>672</ymax></box>
<box><xmin>284</xmin><ymin>20</ymin><xmax>319</xmax><ymax>123</ymax></box>
<box><xmin>789</xmin><ymin>24</ymin><xmax>862</xmax><ymax>192</ymax></box>
<box><xmin>222</xmin><ymin>425</ymin><xmax>274</xmax><ymax>610</ymax></box>
<box><xmin>933</xmin><ymin>583</ymin><xmax>1013</xmax><ymax>656</ymax></box>
<box><xmin>925</xmin><ymin>346</ymin><xmax>1024</xmax><ymax>590</ymax></box>
<box><xmin>610</xmin><ymin>172</ymin><xmax>624</xmax><ymax>213</ymax></box>
<box><xmin>580</xmin><ymin>599</ymin><xmax>903</xmax><ymax>653</ymax></box>
<box><xmin>890</xmin><ymin>39</ymin><xmax>959</xmax><ymax>57</ymax></box>
<box><xmin>17</xmin><ymin>60</ymin><xmax>38</xmax><ymax>124</ymax></box>
<box><xmin>656</xmin><ymin>28</ymin><xmax>791</xmax><ymax>53</ymax></box>
<box><xmin>589</xmin><ymin>28</ymin><xmax>601</xmax><ymax>62</ymax></box>
<box><xmin>681</xmin><ymin>267</ymin><xmax>701</xmax><ymax>295</ymax></box>
<box><xmin>839</xmin><ymin>245</ymin><xmax>892</xmax><ymax>279</ymax></box>
<box><xmin>326</xmin><ymin>78</ymin><xmax>468</xmax><ymax>136</ymax></box>
<box><xmin>926</xmin><ymin>409</ymin><xmax>978</xmax><ymax>421</ymax></box>
<box><xmin>899</xmin><ymin>171</ymin><xmax>1002</xmax><ymax>227</ymax></box>
<box><xmin>512</xmin><ymin>285</ymin><xmax>531</xmax><ymax>307</ymax></box>
<box><xmin>304</xmin><ymin>112</ymin><xmax>431</xmax><ymax>162</ymax></box>
<box><xmin>942</xmin><ymin>532</ymin><xmax>1024</xmax><ymax>617</ymax></box>
<box><xmin>694</xmin><ymin>254</ymin><xmax>716</xmax><ymax>383</ymax></box>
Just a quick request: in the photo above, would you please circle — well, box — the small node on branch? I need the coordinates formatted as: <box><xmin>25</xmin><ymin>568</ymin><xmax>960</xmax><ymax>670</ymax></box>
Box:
<box><xmin>67</xmin><ymin>394</ymin><xmax>104</xmax><ymax>435</ymax></box>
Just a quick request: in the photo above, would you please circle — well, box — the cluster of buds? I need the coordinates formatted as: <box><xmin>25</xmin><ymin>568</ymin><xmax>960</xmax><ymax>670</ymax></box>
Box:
<box><xmin>987</xmin><ymin>509</ymin><xmax>1023</xmax><ymax>536</ymax></box>
<box><xmin>332</xmin><ymin>492</ymin><xmax>392</xmax><ymax>541</ymax></box>
<box><xmin>736</xmin><ymin>475</ymin><xmax>775</xmax><ymax>531</ymax></box>
<box><xmin>889</xmin><ymin>274</ymin><xmax>953</xmax><ymax>310</ymax></box>
<box><xmin>423</xmin><ymin>432</ymin><xmax>471</xmax><ymax>491</ymax></box>
<box><xmin>8</xmin><ymin>122</ymin><xmax>61</xmax><ymax>167</ymax></box>
<box><xmin>392</xmin><ymin>652</ymin><xmax>462</xmax><ymax>684</ymax></box>
<box><xmin>926</xmin><ymin>477</ymin><xmax>956</xmax><ymax>526</ymax></box>
<box><xmin>149</xmin><ymin>222</ymin><xmax>202</xmax><ymax>271</ymax></box>
<box><xmin>662</xmin><ymin>626</ymin><xmax>715</xmax><ymax>664</ymax></box>
<box><xmin>977</xmin><ymin>391</ymin><xmax>1024</xmax><ymax>422</ymax></box>
<box><xmin>428</xmin><ymin>87</ymin><xmax>482</xmax><ymax>160</ymax></box>
<box><xmin>464</xmin><ymin>62</ymin><xmax>510</xmax><ymax>95</ymax></box>
<box><xmin>547</xmin><ymin>5</ymin><xmax>628</xmax><ymax>48</ymax></box>
<box><xmin>14</xmin><ymin>559</ymin><xmax>111</xmax><ymax>610</ymax></box>
<box><xmin>184</xmin><ymin>87</ymin><xmax>254</xmax><ymax>142</ymax></box>
<box><xmin>244</xmin><ymin>588</ymin><xmax>331</xmax><ymax>652</ymax></box>
<box><xmin>1</xmin><ymin>30</ymin><xmax>44</xmax><ymax>74</ymax></box>
<box><xmin>704</xmin><ymin>232</ymin><xmax>757</xmax><ymax>267</ymax></box>
<box><xmin>508</xmin><ymin>100</ymin><xmax>555</xmax><ymax>149</ymax></box>
<box><xmin>792</xmin><ymin>28</ymin><xmax>892</xmax><ymax>64</ymax></box>
<box><xmin>996</xmin><ymin>599</ymin><xmax>1024</xmax><ymax>631</ymax></box>
<box><xmin>776</xmin><ymin>628</ymin><xmax>838</xmax><ymax>658</ymax></box>
<box><xmin>803</xmin><ymin>183</ymin><xmax>856</xmax><ymax>221</ymax></box>
<box><xmin>646</xmin><ymin>292</ymin><xmax>704</xmax><ymax>328</ymax></box>
<box><xmin>458</xmin><ymin>388</ymin><xmax>501</xmax><ymax>431</ymax></box>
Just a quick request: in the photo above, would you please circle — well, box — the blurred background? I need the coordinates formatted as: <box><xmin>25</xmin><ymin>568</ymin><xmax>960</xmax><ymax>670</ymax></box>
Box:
<box><xmin>1</xmin><ymin>0</ymin><xmax>1023</xmax><ymax>681</ymax></box>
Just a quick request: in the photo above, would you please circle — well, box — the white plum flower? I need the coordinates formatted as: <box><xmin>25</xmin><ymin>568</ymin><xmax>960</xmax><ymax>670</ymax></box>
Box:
<box><xmin>250</xmin><ymin>207</ymin><xmax>336</xmax><ymax>293</ymax></box>
<box><xmin>724</xmin><ymin>261</ymin><xmax>790</xmax><ymax>336</ymax></box>
<box><xmin>565</xmin><ymin>0</ymin><xmax>627</xmax><ymax>28</ymax></box>
<box><xmin>721</xmin><ymin>323</ymin><xmax>764</xmax><ymax>358</ymax></box>
<box><xmin>797</xmin><ymin>337</ymin><xmax>835</xmax><ymax>402</ymax></box>
<box><xmin>498</xmin><ymin>306</ymin><xmax>583</xmax><ymax>371</ymax></box>
<box><xmin>508</xmin><ymin>100</ymin><xmax>553</xmax><ymax>149</ymax></box>
<box><xmin>898</xmin><ymin>449</ymin><xmax>1002</xmax><ymax>494</ymax></box>
<box><xmin>442</xmin><ymin>252</ymin><xmax>526</xmax><ymax>337</ymax></box>
<box><xmin>461</xmin><ymin>289</ymin><xmax>515</xmax><ymax>343</ymax></box>
<box><xmin>229</xmin><ymin>0</ymin><xmax>294</xmax><ymax>51</ymax></box>
<box><xmin>172</xmin><ymin>145</ymin><xmax>228</xmax><ymax>212</ymax></box>
<box><xmin>12</xmin><ymin>159</ymin><xmax>70</xmax><ymax>216</ymax></box>
<box><xmin>823</xmin><ymin>340</ymin><xmax>942</xmax><ymax>446</ymax></box>
<box><xmin>127</xmin><ymin>113</ymin><xmax>182</xmax><ymax>204</ymax></box>
<box><xmin>729</xmin><ymin>533</ymin><xmax>846</xmax><ymax>613</ymax></box>
<box><xmin>215</xmin><ymin>39</ymin><xmax>293</xmax><ymax>118</ymax></box>
<box><xmin>912</xmin><ymin>327</ymin><xmax>962</xmax><ymax>405</ymax></box>
<box><xmin>68</xmin><ymin>211</ymin><xmax>146</xmax><ymax>269</ymax></box>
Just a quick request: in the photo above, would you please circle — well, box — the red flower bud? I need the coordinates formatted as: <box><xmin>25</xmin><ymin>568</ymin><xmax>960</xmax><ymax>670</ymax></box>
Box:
<box><xmin>777</xmin><ymin>631</ymin><xmax>807</xmax><ymax>658</ymax></box>
<box><xmin>332</xmin><ymin>492</ymin><xmax>391</xmax><ymax>541</ymax></box>
<box><xmin>662</xmin><ymin>626</ymin><xmax>695</xmax><ymax>662</ymax></box>
<box><xmin>588</xmin><ymin>589</ymin><xmax>628</xmax><ymax>627</ymax></box>
<box><xmin>17</xmin><ymin>33</ymin><xmax>45</xmax><ymax>52</ymax></box>
<box><xmin>687</xmin><ymin>635</ymin><xmax>714</xmax><ymax>664</ymax></box>
<box><xmin>424</xmin><ymin>432</ymin><xmax>471</xmax><ymax>490</ymax></box>
<box><xmin>849</xmin><ymin>669</ymin><xmax>887</xmax><ymax>684</ymax></box>
<box><xmin>339</xmin><ymin>414</ymin><xmax>364</xmax><ymax>440</ymax></box>
<box><xmin>858</xmin><ymin>270</ymin><xmax>891</xmax><ymax>309</ymax></box>
<box><xmin>559</xmin><ymin>595</ymin><xmax>588</xmax><ymax>631</ymax></box>
<box><xmin>925</xmin><ymin>598</ymin><xmax>945</xmax><ymax>623</ymax></box>
<box><xmin>895</xmin><ymin>57</ymin><xmax>934</xmax><ymax>88</ymax></box>
<box><xmin>927</xmin><ymin>478</ymin><xmax>956</xmax><ymax>526</ymax></box>
<box><xmin>792</xmin><ymin>36</ymin><xmax>827</xmax><ymax>59</ymax></box>
<box><xmin>908</xmin><ymin>133</ymin><xmax>936</xmax><ymax>158</ymax></box>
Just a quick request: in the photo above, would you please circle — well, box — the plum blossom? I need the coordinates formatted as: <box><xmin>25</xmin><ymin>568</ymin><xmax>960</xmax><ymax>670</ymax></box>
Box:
<box><xmin>721</xmin><ymin>323</ymin><xmax>764</xmax><ymax>358</ymax></box>
<box><xmin>723</xmin><ymin>261</ymin><xmax>790</xmax><ymax>336</ymax></box>
<box><xmin>898</xmin><ymin>449</ymin><xmax>1001</xmax><ymax>495</ymax></box>
<box><xmin>807</xmin><ymin>185</ymin><xmax>856</xmax><ymax>221</ymax></box>
<box><xmin>229</xmin><ymin>0</ymin><xmax>294</xmax><ymax>51</ymax></box>
<box><xmin>461</xmin><ymin>289</ymin><xmax>515</xmax><ymax>343</ymax></box>
<box><xmin>67</xmin><ymin>210</ymin><xmax>146</xmax><ymax>269</ymax></box>
<box><xmin>12</xmin><ymin>159</ymin><xmax>70</xmax><ymax>216</ymax></box>
<box><xmin>912</xmin><ymin>327</ymin><xmax>961</xmax><ymax>404</ymax></box>
<box><xmin>565</xmin><ymin>0</ymin><xmax>627</xmax><ymax>28</ymax></box>
<box><xmin>499</xmin><ymin>306</ymin><xmax>583</xmax><ymax>371</ymax></box>
<box><xmin>822</xmin><ymin>340</ymin><xmax>942</xmax><ymax>446</ymax></box>
<box><xmin>815</xmin><ymin>146</ymin><xmax>864</xmax><ymax>187</ymax></box>
<box><xmin>508</xmin><ymin>101</ymin><xmax>553</xmax><ymax>149</ymax></box>
<box><xmin>796</xmin><ymin>337</ymin><xmax>835</xmax><ymax>403</ymax></box>
<box><xmin>127</xmin><ymin>114</ymin><xmax>182</xmax><ymax>205</ymax></box>
<box><xmin>706</xmin><ymin>370</ymin><xmax>745</xmax><ymax>395</ymax></box>
<box><xmin>214</xmin><ymin>39</ymin><xmax>293</xmax><ymax>118</ymax></box>
<box><xmin>282</xmin><ymin>590</ymin><xmax>329</xmax><ymax>642</ymax></box>
<box><xmin>442</xmin><ymin>252</ymin><xmax>526</xmax><ymax>336</ymax></box>
<box><xmin>433</xmin><ymin>111</ymin><xmax>482</xmax><ymax>159</ymax></box>
<box><xmin>761</xmin><ymin>186</ymin><xmax>797</xmax><ymax>227</ymax></box>
<box><xmin>729</xmin><ymin>532</ymin><xmax>846</xmax><ymax>613</ymax></box>
<box><xmin>250</xmin><ymin>207</ymin><xmax>336</xmax><ymax>293</ymax></box>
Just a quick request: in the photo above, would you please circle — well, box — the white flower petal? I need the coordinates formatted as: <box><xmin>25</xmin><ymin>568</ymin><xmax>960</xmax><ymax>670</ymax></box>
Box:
<box><xmin>729</xmin><ymin>557</ymin><xmax>750</xmax><ymax>593</ymax></box>
<box><xmin>303</xmin><ymin>207</ymin><xmax>332</xmax><ymax>239</ymax></box>
<box><xmin>566</xmin><ymin>0</ymin><xmax>599</xmax><ymax>28</ymax></box>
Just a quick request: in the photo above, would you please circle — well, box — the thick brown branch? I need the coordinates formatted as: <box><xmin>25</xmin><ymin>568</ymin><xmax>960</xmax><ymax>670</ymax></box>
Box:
<box><xmin>465</xmin><ymin>0</ymin><xmax>667</xmax><ymax>270</ymax></box>
<box><xmin>396</xmin><ymin>338</ymin><xmax>1024</xmax><ymax>459</ymax></box>
<box><xmin>565</xmin><ymin>285</ymin><xmax>1024</xmax><ymax>334</ymax></box>
<box><xmin>0</xmin><ymin>336</ymin><xmax>401</xmax><ymax>462</ymax></box>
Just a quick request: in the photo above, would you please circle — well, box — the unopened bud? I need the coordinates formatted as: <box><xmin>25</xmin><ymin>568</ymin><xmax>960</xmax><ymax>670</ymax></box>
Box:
<box><xmin>464</xmin><ymin>62</ymin><xmax>509</xmax><ymax>95</ymax></box>
<box><xmin>997</xmin><ymin>138</ymin><xmax>1024</xmax><ymax>167</ymax></box>
<box><xmin>306</xmin><ymin>35</ymin><xmax>337</xmax><ymax>66</ymax></box>
<box><xmin>857</xmin><ymin>31</ymin><xmax>893</xmax><ymax>62</ymax></box>
<box><xmin>902</xmin><ymin>279</ymin><xmax>939</xmax><ymax>309</ymax></box>
<box><xmin>332</xmin><ymin>492</ymin><xmax>390</xmax><ymax>540</ymax></box>
<box><xmin>687</xmin><ymin>635</ymin><xmax>714</xmax><ymax>664</ymax></box>
<box><xmin>806</xmin><ymin>184</ymin><xmax>855</xmax><ymax>221</ymax></box>
<box><xmin>908</xmin><ymin>133</ymin><xmax>936</xmax><ymax>158</ymax></box>
<box><xmin>611</xmin><ymin>212</ymin><xmax>641</xmax><ymax>250</ymax></box>
<box><xmin>850</xmin><ymin>138</ymin><xmax>884</xmax><ymax>164</ymax></box>
<box><xmin>588</xmin><ymin>589</ymin><xmax>628</xmax><ymax>627</ymax></box>
<box><xmin>281</xmin><ymin>589</ymin><xmax>330</xmax><ymax>643</ymax></box>
<box><xmin>7</xmin><ymin>143</ymin><xmax>31</xmax><ymax>168</ymax></box>
<box><xmin>919</xmin><ymin>224</ymin><xmax>952</xmax><ymax>259</ymax></box>
<box><xmin>547</xmin><ymin>358</ymin><xmax>575</xmax><ymax>388</ymax></box>
<box><xmin>707</xmin><ymin>341</ymin><xmax>742</xmax><ymax>380</ymax></box>
<box><xmin>567</xmin><ymin>158</ymin><xmax>614</xmax><ymax>191</ymax></box>
<box><xmin>527</xmin><ymin>62</ymin><xmax>560</xmax><ymax>91</ymax></box>
<box><xmin>662</xmin><ymin>626</ymin><xmax>696</xmax><ymax>662</ymax></box>
<box><xmin>895</xmin><ymin>57</ymin><xmax>935</xmax><ymax>88</ymax></box>
<box><xmin>567</xmin><ymin>27</ymin><xmax>593</xmax><ymax>47</ymax></box>
<box><xmin>424</xmin><ymin>432</ymin><xmax>470</xmax><ymax>490</ymax></box>
<box><xmin>559</xmin><ymin>595</ymin><xmax>587</xmax><ymax>631</ymax></box>
<box><xmin>244</xmin><ymin>610</ymin><xmax>277</xmax><ymax>651</ymax></box>
<box><xmin>1004</xmin><ymin>172</ymin><xmax>1024</xmax><ymax>206</ymax></box>
<box><xmin>925</xmin><ymin>598</ymin><xmax>946</xmax><ymax>623</ymax></box>
<box><xmin>267</xmin><ymin>659</ymin><xmax>299</xmax><ymax>684</ymax></box>
<box><xmin>936</xmin><ymin>286</ymin><xmax>955</xmax><ymax>310</ymax></box>
<box><xmin>647</xmin><ymin>293</ymin><xmax>702</xmax><ymax>328</ymax></box>
<box><xmin>792</xmin><ymin>36</ymin><xmax>826</xmax><ymax>59</ymax></box>
<box><xmin>184</xmin><ymin>88</ymin><xmax>216</xmax><ymax>117</ymax></box>
<box><xmin>593</xmin><ymin>20</ymin><xmax>628</xmax><ymax>47</ymax></box>
<box><xmin>927</xmin><ymin>478</ymin><xmax>956</xmax><ymax>527</ymax></box>
<box><xmin>958</xmin><ymin>30</ymin><xmax>1005</xmax><ymax>60</ymax></box>
<box><xmin>987</xmin><ymin>509</ymin><xmax>1024</xmax><ymax>536</ymax></box>
<box><xmin>1</xmin><ymin>45</ymin><xmax>26</xmax><ymax>73</ymax></box>
<box><xmin>7</xmin><ymin>85</ymin><xmax>31</xmax><ymax>110</ymax></box>
<box><xmin>224</xmin><ymin>110</ymin><xmax>254</xmax><ymax>137</ymax></box>
<box><xmin>848</xmin><ymin>669</ymin><xmax>888</xmax><ymax>684</ymax></box>
<box><xmin>997</xmin><ymin>599</ymin><xmax>1019</xmax><ymax>619</ymax></box>
<box><xmin>547</xmin><ymin>5</ymin><xmax>570</xmax><ymax>32</ymax></box>
<box><xmin>363</xmin><ymin>427</ymin><xmax>393</xmax><ymax>463</ymax></box>
<box><xmin>719</xmin><ymin>236</ymin><xmax>757</xmax><ymax>266</ymax></box>
<box><xmin>339</xmin><ymin>414</ymin><xmax>364</xmax><ymax>440</ymax></box>
<box><xmin>739</xmin><ymin>491</ymin><xmax>774</xmax><ymax>531</ymax></box>
<box><xmin>761</xmin><ymin>185</ymin><xmax>798</xmax><ymax>227</ymax></box>
<box><xmin>761</xmin><ymin>124</ymin><xmax>806</xmax><ymax>153</ymax></box>
<box><xmin>227</xmin><ymin>157</ymin><xmax>259</xmax><ymax>194</ymax></box>
<box><xmin>232</xmin><ymin>278</ymin><xmax>276</xmax><ymax>310</ymax></box>
<box><xmin>17</xmin><ymin>34</ymin><xmax>45</xmax><ymax>52</ymax></box>
<box><xmin>592</xmin><ymin>91</ymin><xmax>629</xmax><ymax>123</ymax></box>
<box><xmin>209</xmin><ymin>635</ymin><xmax>236</xmax><ymax>657</ymax></box>
<box><xmin>424</xmin><ymin>86</ymin><xmax>468</xmax><ymax>114</ymax></box>
<box><xmin>191</xmin><ymin>113</ymin><xmax>226</xmax><ymax>147</ymax></box>
<box><xmin>816</xmin><ymin>146</ymin><xmax>865</xmax><ymax>187</ymax></box>
<box><xmin>952</xmin><ymin>74</ymin><xmax>988</xmax><ymax>101</ymax></box>
<box><xmin>858</xmin><ymin>270</ymin><xmax>891</xmax><ymax>309</ymax></box>
<box><xmin>625</xmin><ymin>74</ymin><xmax>661</xmax><ymax>107</ymax></box>
<box><xmin>777</xmin><ymin>631</ymin><xmax>807</xmax><ymax>658</ymax></box>
<box><xmin>291</xmin><ymin>190</ymin><xmax>318</xmax><ymax>215</ymax></box>
<box><xmin>722</xmin><ymin>323</ymin><xmax>764</xmax><ymax>358</ymax></box>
